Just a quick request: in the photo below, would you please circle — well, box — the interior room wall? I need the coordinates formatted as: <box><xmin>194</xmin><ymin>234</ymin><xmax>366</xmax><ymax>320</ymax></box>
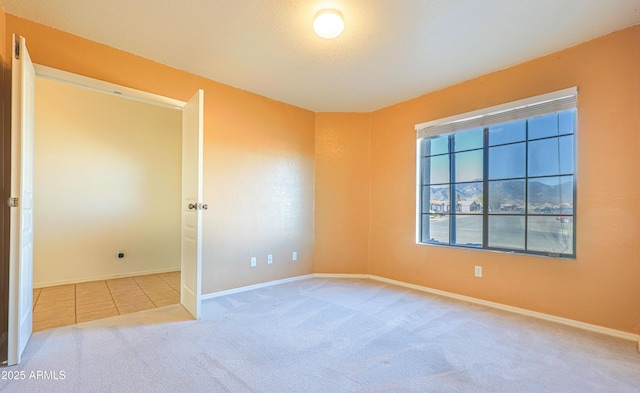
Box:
<box><xmin>4</xmin><ymin>11</ymin><xmax>639</xmax><ymax>337</ymax></box>
<box><xmin>314</xmin><ymin>113</ymin><xmax>370</xmax><ymax>273</ymax></box>
<box><xmin>208</xmin><ymin>91</ymin><xmax>315</xmax><ymax>290</ymax></box>
<box><xmin>368</xmin><ymin>25</ymin><xmax>640</xmax><ymax>335</ymax></box>
<box><xmin>5</xmin><ymin>14</ymin><xmax>316</xmax><ymax>295</ymax></box>
<box><xmin>33</xmin><ymin>77</ymin><xmax>182</xmax><ymax>287</ymax></box>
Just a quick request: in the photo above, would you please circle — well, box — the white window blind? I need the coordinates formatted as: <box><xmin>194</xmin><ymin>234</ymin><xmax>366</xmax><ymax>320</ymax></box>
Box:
<box><xmin>415</xmin><ymin>87</ymin><xmax>577</xmax><ymax>139</ymax></box>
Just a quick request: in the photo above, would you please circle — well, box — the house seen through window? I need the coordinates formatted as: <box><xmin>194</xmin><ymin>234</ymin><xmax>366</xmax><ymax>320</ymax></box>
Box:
<box><xmin>416</xmin><ymin>89</ymin><xmax>576</xmax><ymax>258</ymax></box>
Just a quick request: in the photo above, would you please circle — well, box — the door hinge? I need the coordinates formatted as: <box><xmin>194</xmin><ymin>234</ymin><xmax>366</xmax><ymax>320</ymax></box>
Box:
<box><xmin>7</xmin><ymin>197</ymin><xmax>19</xmax><ymax>208</ymax></box>
<box><xmin>14</xmin><ymin>40</ymin><xmax>20</xmax><ymax>60</ymax></box>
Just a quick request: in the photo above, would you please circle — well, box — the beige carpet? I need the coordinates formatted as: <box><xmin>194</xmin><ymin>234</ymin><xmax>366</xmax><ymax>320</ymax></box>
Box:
<box><xmin>1</xmin><ymin>278</ymin><xmax>639</xmax><ymax>392</ymax></box>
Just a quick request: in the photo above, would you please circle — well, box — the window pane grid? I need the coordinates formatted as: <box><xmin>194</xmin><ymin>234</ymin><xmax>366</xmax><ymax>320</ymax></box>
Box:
<box><xmin>488</xmin><ymin>139</ymin><xmax>526</xmax><ymax>148</ymax></box>
<box><xmin>423</xmin><ymin>152</ymin><xmax>449</xmax><ymax>158</ymax></box>
<box><xmin>527</xmin><ymin>131</ymin><xmax>574</xmax><ymax>142</ymax></box>
<box><xmin>418</xmin><ymin>108</ymin><xmax>575</xmax><ymax>257</ymax></box>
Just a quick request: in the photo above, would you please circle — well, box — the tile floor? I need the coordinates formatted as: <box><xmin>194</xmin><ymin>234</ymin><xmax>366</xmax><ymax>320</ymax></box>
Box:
<box><xmin>32</xmin><ymin>271</ymin><xmax>181</xmax><ymax>332</ymax></box>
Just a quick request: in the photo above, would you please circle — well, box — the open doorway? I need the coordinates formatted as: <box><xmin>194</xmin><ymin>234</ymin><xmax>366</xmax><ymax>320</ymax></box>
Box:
<box><xmin>31</xmin><ymin>75</ymin><xmax>182</xmax><ymax>330</ymax></box>
<box><xmin>8</xmin><ymin>44</ymin><xmax>203</xmax><ymax>364</ymax></box>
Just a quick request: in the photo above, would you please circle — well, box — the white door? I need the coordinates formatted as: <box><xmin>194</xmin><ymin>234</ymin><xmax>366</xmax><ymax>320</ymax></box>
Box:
<box><xmin>7</xmin><ymin>35</ymin><xmax>35</xmax><ymax>366</ymax></box>
<box><xmin>180</xmin><ymin>90</ymin><xmax>204</xmax><ymax>319</ymax></box>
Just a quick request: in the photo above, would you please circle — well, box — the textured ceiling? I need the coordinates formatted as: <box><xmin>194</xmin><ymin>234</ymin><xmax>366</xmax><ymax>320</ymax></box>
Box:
<box><xmin>3</xmin><ymin>0</ymin><xmax>640</xmax><ymax>112</ymax></box>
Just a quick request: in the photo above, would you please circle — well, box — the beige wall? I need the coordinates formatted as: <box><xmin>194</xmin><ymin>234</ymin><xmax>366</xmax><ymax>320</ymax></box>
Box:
<box><xmin>33</xmin><ymin>77</ymin><xmax>182</xmax><ymax>287</ymax></box>
<box><xmin>368</xmin><ymin>25</ymin><xmax>640</xmax><ymax>335</ymax></box>
<box><xmin>314</xmin><ymin>113</ymin><xmax>370</xmax><ymax>273</ymax></box>
<box><xmin>6</xmin><ymin>15</ymin><xmax>316</xmax><ymax>294</ymax></box>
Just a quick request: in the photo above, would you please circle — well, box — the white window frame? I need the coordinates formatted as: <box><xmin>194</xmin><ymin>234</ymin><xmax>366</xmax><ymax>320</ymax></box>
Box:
<box><xmin>415</xmin><ymin>87</ymin><xmax>577</xmax><ymax>257</ymax></box>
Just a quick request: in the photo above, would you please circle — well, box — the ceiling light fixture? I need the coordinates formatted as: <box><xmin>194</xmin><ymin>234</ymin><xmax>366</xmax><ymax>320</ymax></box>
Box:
<box><xmin>313</xmin><ymin>9</ymin><xmax>344</xmax><ymax>39</ymax></box>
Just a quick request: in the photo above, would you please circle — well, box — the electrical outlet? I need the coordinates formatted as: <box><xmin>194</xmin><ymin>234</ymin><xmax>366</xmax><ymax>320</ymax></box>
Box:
<box><xmin>250</xmin><ymin>257</ymin><xmax>257</xmax><ymax>268</ymax></box>
<box><xmin>268</xmin><ymin>255</ymin><xmax>273</xmax><ymax>264</ymax></box>
<box><xmin>292</xmin><ymin>251</ymin><xmax>297</xmax><ymax>261</ymax></box>
<box><xmin>474</xmin><ymin>265</ymin><xmax>483</xmax><ymax>278</ymax></box>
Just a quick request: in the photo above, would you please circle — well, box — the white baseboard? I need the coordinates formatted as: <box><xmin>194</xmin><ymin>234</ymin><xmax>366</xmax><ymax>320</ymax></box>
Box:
<box><xmin>201</xmin><ymin>274</ymin><xmax>315</xmax><ymax>300</ymax></box>
<box><xmin>365</xmin><ymin>274</ymin><xmax>639</xmax><ymax>344</ymax></box>
<box><xmin>196</xmin><ymin>272</ymin><xmax>639</xmax><ymax>345</ymax></box>
<box><xmin>314</xmin><ymin>273</ymin><xmax>369</xmax><ymax>279</ymax></box>
<box><xmin>33</xmin><ymin>267</ymin><xmax>181</xmax><ymax>289</ymax></box>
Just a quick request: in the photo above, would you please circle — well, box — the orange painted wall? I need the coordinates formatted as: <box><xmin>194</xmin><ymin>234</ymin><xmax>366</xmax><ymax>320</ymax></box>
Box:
<box><xmin>369</xmin><ymin>25</ymin><xmax>640</xmax><ymax>334</ymax></box>
<box><xmin>0</xmin><ymin>3</ymin><xmax>5</xmax><ymax>64</ymax></box>
<box><xmin>314</xmin><ymin>112</ymin><xmax>370</xmax><ymax>273</ymax></box>
<box><xmin>5</xmin><ymin>15</ymin><xmax>316</xmax><ymax>294</ymax></box>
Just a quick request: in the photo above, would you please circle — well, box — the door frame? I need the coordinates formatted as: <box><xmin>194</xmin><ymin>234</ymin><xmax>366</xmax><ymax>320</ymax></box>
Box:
<box><xmin>31</xmin><ymin>64</ymin><xmax>203</xmax><ymax>313</ymax></box>
<box><xmin>34</xmin><ymin>65</ymin><xmax>185</xmax><ymax>110</ymax></box>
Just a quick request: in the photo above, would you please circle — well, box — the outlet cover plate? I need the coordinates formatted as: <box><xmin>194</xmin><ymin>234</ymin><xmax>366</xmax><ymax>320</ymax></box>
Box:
<box><xmin>474</xmin><ymin>265</ymin><xmax>483</xmax><ymax>278</ymax></box>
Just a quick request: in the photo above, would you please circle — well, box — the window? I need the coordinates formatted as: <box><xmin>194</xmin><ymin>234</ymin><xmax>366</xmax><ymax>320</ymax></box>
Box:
<box><xmin>416</xmin><ymin>88</ymin><xmax>576</xmax><ymax>258</ymax></box>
